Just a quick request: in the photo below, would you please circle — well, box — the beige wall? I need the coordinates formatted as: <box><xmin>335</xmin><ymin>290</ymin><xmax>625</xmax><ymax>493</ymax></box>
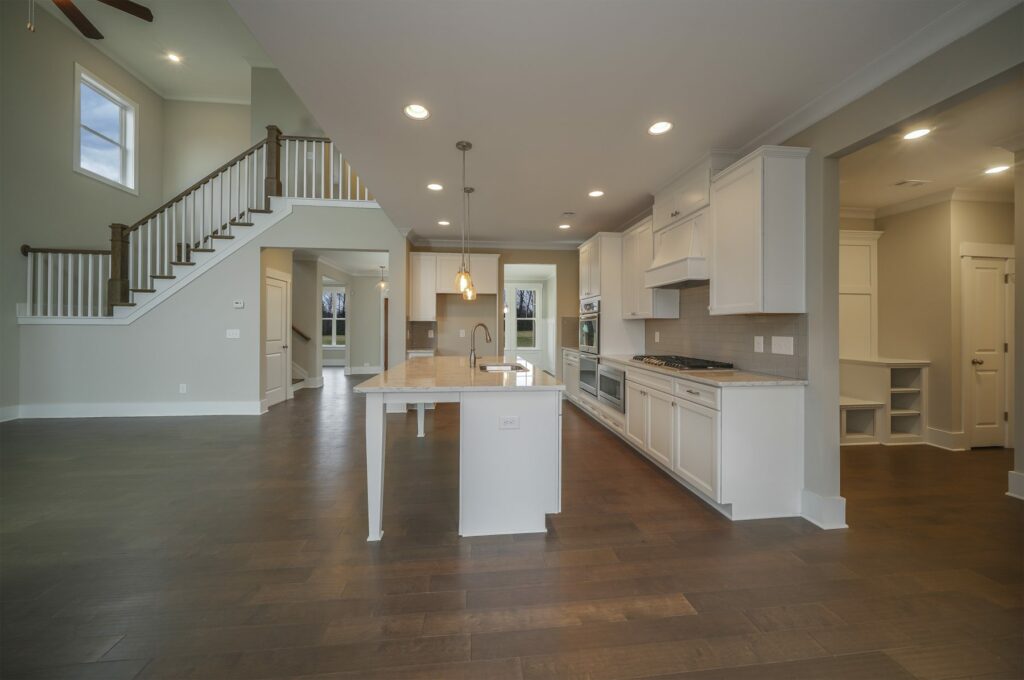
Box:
<box><xmin>0</xmin><ymin>3</ymin><xmax>165</xmax><ymax>410</ymax></box>
<box><xmin>251</xmin><ymin>67</ymin><xmax>323</xmax><ymax>142</ymax></box>
<box><xmin>1015</xmin><ymin>150</ymin><xmax>1024</xmax><ymax>478</ymax></box>
<box><xmin>291</xmin><ymin>260</ymin><xmax>318</xmax><ymax>376</ymax></box>
<box><xmin>436</xmin><ymin>294</ymin><xmax>499</xmax><ymax>357</ymax></box>
<box><xmin>347</xmin><ymin>276</ymin><xmax>386</xmax><ymax>369</ymax></box>
<box><xmin>840</xmin><ymin>216</ymin><xmax>877</xmax><ymax>231</ymax></box>
<box><xmin>162</xmin><ymin>100</ymin><xmax>251</xmax><ymax>200</ymax></box>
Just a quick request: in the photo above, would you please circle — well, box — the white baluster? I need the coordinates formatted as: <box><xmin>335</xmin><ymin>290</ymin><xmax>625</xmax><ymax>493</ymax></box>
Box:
<box><xmin>25</xmin><ymin>251</ymin><xmax>34</xmax><ymax>316</ymax></box>
<box><xmin>36</xmin><ymin>254</ymin><xmax>44</xmax><ymax>316</ymax></box>
<box><xmin>99</xmin><ymin>255</ymin><xmax>107</xmax><ymax>316</ymax></box>
<box><xmin>87</xmin><ymin>254</ymin><xmax>94</xmax><ymax>316</ymax></box>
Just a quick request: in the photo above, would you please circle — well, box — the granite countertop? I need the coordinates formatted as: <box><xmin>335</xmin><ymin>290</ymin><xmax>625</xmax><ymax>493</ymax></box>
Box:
<box><xmin>600</xmin><ymin>355</ymin><xmax>807</xmax><ymax>387</ymax></box>
<box><xmin>354</xmin><ymin>355</ymin><xmax>564</xmax><ymax>393</ymax></box>
<box><xmin>839</xmin><ymin>356</ymin><xmax>930</xmax><ymax>367</ymax></box>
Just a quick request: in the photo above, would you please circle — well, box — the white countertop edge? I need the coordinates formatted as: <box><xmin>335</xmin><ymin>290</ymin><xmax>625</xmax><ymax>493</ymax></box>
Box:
<box><xmin>839</xmin><ymin>357</ymin><xmax>931</xmax><ymax>367</ymax></box>
<box><xmin>599</xmin><ymin>355</ymin><xmax>807</xmax><ymax>387</ymax></box>
<box><xmin>354</xmin><ymin>385</ymin><xmax>565</xmax><ymax>394</ymax></box>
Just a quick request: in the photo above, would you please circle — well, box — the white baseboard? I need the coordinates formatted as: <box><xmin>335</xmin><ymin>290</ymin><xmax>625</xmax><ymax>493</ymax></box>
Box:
<box><xmin>305</xmin><ymin>376</ymin><xmax>324</xmax><ymax>389</ymax></box>
<box><xmin>1008</xmin><ymin>470</ymin><xmax>1024</xmax><ymax>501</ymax></box>
<box><xmin>0</xmin><ymin>405</ymin><xmax>21</xmax><ymax>423</ymax></box>
<box><xmin>291</xmin><ymin>362</ymin><xmax>309</xmax><ymax>380</ymax></box>
<box><xmin>15</xmin><ymin>401</ymin><xmax>263</xmax><ymax>419</ymax></box>
<box><xmin>260</xmin><ymin>399</ymin><xmax>269</xmax><ymax>414</ymax></box>
<box><xmin>324</xmin><ymin>359</ymin><xmax>347</xmax><ymax>367</ymax></box>
<box><xmin>801</xmin><ymin>489</ymin><xmax>848</xmax><ymax>529</ymax></box>
<box><xmin>349</xmin><ymin>366</ymin><xmax>383</xmax><ymax>375</ymax></box>
<box><xmin>927</xmin><ymin>427</ymin><xmax>968</xmax><ymax>451</ymax></box>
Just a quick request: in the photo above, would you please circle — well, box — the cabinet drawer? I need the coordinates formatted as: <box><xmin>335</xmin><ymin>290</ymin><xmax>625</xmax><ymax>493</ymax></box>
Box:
<box><xmin>674</xmin><ymin>379</ymin><xmax>720</xmax><ymax>410</ymax></box>
<box><xmin>598</xmin><ymin>408</ymin><xmax>624</xmax><ymax>434</ymax></box>
<box><xmin>624</xmin><ymin>366</ymin><xmax>674</xmax><ymax>394</ymax></box>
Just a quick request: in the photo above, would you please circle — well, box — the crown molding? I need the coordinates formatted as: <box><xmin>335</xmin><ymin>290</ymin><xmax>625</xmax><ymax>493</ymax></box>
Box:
<box><xmin>839</xmin><ymin>206</ymin><xmax>877</xmax><ymax>220</ymax></box>
<box><xmin>874</xmin><ymin>186</ymin><xmax>1012</xmax><ymax>219</ymax></box>
<box><xmin>740</xmin><ymin>0</ymin><xmax>1022</xmax><ymax>152</ymax></box>
<box><xmin>409</xmin><ymin>237</ymin><xmax>583</xmax><ymax>251</ymax></box>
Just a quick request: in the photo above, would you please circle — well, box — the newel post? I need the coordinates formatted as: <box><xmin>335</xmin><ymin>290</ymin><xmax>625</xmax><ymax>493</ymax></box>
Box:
<box><xmin>264</xmin><ymin>124</ymin><xmax>283</xmax><ymax>209</ymax></box>
<box><xmin>107</xmin><ymin>223</ymin><xmax>131</xmax><ymax>315</ymax></box>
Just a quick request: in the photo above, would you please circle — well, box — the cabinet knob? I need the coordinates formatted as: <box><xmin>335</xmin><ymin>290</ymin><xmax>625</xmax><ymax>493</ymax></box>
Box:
<box><xmin>672</xmin><ymin>402</ymin><xmax>677</xmax><ymax>407</ymax></box>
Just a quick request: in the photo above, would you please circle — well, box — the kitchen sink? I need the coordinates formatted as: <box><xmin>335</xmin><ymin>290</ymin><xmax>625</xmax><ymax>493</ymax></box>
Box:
<box><xmin>479</xmin><ymin>363</ymin><xmax>527</xmax><ymax>372</ymax></box>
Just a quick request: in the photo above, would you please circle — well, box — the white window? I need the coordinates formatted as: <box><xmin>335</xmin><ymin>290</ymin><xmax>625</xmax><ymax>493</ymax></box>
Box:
<box><xmin>322</xmin><ymin>286</ymin><xmax>346</xmax><ymax>347</ymax></box>
<box><xmin>504</xmin><ymin>285</ymin><xmax>539</xmax><ymax>350</ymax></box>
<box><xmin>74</xmin><ymin>64</ymin><xmax>137</xmax><ymax>192</ymax></box>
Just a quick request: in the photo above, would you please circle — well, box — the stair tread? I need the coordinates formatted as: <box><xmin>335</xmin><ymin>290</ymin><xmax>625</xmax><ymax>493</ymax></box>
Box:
<box><xmin>152</xmin><ymin>275</ymin><xmax>176</xmax><ymax>279</ymax></box>
<box><xmin>170</xmin><ymin>261</ymin><xmax>196</xmax><ymax>266</ymax></box>
<box><xmin>112</xmin><ymin>302</ymin><xmax>136</xmax><ymax>307</ymax></box>
<box><xmin>191</xmin><ymin>248</ymin><xmax>215</xmax><ymax>253</ymax></box>
<box><xmin>130</xmin><ymin>288</ymin><xmax>156</xmax><ymax>293</ymax></box>
<box><xmin>249</xmin><ymin>208</ymin><xmax>272</xmax><ymax>213</ymax></box>
<box><xmin>210</xmin><ymin>235</ymin><xmax>235</xmax><ymax>239</ymax></box>
<box><xmin>230</xmin><ymin>221</ymin><xmax>254</xmax><ymax>226</ymax></box>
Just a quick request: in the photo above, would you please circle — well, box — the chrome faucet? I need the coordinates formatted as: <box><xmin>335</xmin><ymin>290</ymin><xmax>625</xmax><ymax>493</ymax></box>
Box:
<box><xmin>469</xmin><ymin>323</ymin><xmax>492</xmax><ymax>368</ymax></box>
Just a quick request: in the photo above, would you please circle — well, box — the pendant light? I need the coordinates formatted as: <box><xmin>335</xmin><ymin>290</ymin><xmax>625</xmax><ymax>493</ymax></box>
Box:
<box><xmin>454</xmin><ymin>140</ymin><xmax>475</xmax><ymax>297</ymax></box>
<box><xmin>376</xmin><ymin>265</ymin><xmax>388</xmax><ymax>291</ymax></box>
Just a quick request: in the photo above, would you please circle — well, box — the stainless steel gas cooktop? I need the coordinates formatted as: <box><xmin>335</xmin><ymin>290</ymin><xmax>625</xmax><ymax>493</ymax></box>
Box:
<box><xmin>631</xmin><ymin>355</ymin><xmax>734</xmax><ymax>371</ymax></box>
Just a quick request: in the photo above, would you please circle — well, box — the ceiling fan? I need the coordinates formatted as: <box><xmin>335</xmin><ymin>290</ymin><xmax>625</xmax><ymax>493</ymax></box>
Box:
<box><xmin>51</xmin><ymin>0</ymin><xmax>154</xmax><ymax>40</ymax></box>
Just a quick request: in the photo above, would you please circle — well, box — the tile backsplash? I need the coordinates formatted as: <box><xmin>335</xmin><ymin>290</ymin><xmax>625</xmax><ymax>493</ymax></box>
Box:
<box><xmin>644</xmin><ymin>285</ymin><xmax>807</xmax><ymax>379</ymax></box>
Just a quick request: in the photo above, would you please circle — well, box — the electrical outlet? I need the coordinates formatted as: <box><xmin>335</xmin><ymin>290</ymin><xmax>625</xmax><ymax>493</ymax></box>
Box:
<box><xmin>754</xmin><ymin>336</ymin><xmax>764</xmax><ymax>353</ymax></box>
<box><xmin>428</xmin><ymin>329</ymin><xmax>434</xmax><ymax>338</ymax></box>
<box><xmin>654</xmin><ymin>331</ymin><xmax>660</xmax><ymax>343</ymax></box>
<box><xmin>232</xmin><ymin>299</ymin><xmax>244</xmax><ymax>309</ymax></box>
<box><xmin>459</xmin><ymin>329</ymin><xmax>466</xmax><ymax>338</ymax></box>
<box><xmin>499</xmin><ymin>415</ymin><xmax>520</xmax><ymax>430</ymax></box>
<box><xmin>226</xmin><ymin>329</ymin><xmax>240</xmax><ymax>339</ymax></box>
<box><xmin>771</xmin><ymin>336</ymin><xmax>794</xmax><ymax>355</ymax></box>
<box><xmin>179</xmin><ymin>383</ymin><xmax>187</xmax><ymax>394</ymax></box>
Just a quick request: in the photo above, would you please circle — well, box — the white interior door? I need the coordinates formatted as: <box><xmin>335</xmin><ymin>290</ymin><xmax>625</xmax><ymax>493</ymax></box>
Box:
<box><xmin>265</xmin><ymin>275</ymin><xmax>290</xmax><ymax>408</ymax></box>
<box><xmin>965</xmin><ymin>257</ymin><xmax>1006</xmax><ymax>447</ymax></box>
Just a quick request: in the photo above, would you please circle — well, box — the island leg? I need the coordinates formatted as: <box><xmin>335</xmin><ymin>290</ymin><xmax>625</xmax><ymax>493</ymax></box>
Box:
<box><xmin>365</xmin><ymin>392</ymin><xmax>386</xmax><ymax>541</ymax></box>
<box><xmin>416</xmin><ymin>402</ymin><xmax>425</xmax><ymax>438</ymax></box>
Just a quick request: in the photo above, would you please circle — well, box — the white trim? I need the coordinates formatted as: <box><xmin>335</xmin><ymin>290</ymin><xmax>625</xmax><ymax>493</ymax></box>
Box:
<box><xmin>410</xmin><ymin>236</ymin><xmax>582</xmax><ymax>251</ymax></box>
<box><xmin>260</xmin><ymin>399</ymin><xmax>269</xmax><ymax>414</ymax></box>
<box><xmin>839</xmin><ymin>207</ymin><xmax>877</xmax><ymax>220</ymax></box>
<box><xmin>16</xmin><ymin>401</ymin><xmax>262</xmax><ymax>419</ymax></box>
<box><xmin>305</xmin><ymin>375</ymin><xmax>324</xmax><ymax>389</ymax></box>
<box><xmin>949</xmin><ymin>187</ymin><xmax>1014</xmax><ymax>204</ymax></box>
<box><xmin>800</xmin><ymin>489</ymin><xmax>848</xmax><ymax>530</ymax></box>
<box><xmin>323</xmin><ymin>358</ymin><xmax>348</xmax><ymax>366</ymax></box>
<box><xmin>741</xmin><ymin>0</ymin><xmax>1022</xmax><ymax>152</ymax></box>
<box><xmin>1008</xmin><ymin>470</ymin><xmax>1024</xmax><ymax>500</ymax></box>
<box><xmin>926</xmin><ymin>426</ymin><xmax>968</xmax><ymax>451</ymax></box>
<box><xmin>876</xmin><ymin>187</ymin><xmax>1014</xmax><ymax>219</ymax></box>
<box><xmin>0</xmin><ymin>405</ymin><xmax>20</xmax><ymax>423</ymax></box>
<box><xmin>73</xmin><ymin>63</ymin><xmax>139</xmax><ymax>195</ymax></box>
<box><xmin>959</xmin><ymin>242</ymin><xmax>1015</xmax><ymax>259</ymax></box>
<box><xmin>349</xmin><ymin>366</ymin><xmax>383</xmax><ymax>375</ymax></box>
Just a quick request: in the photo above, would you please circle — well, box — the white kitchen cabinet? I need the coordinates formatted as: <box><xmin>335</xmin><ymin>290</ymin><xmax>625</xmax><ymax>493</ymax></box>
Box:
<box><xmin>645</xmin><ymin>388</ymin><xmax>675</xmax><ymax>467</ymax></box>
<box><xmin>624</xmin><ymin>381</ymin><xmax>646</xmax><ymax>449</ymax></box>
<box><xmin>561</xmin><ymin>351</ymin><xmax>580</xmax><ymax>400</ymax></box>
<box><xmin>434</xmin><ymin>253</ymin><xmax>464</xmax><ymax>294</ymax></box>
<box><xmin>709</xmin><ymin>146</ymin><xmax>808</xmax><ymax>315</ymax></box>
<box><xmin>429</xmin><ymin>253</ymin><xmax>500</xmax><ymax>296</ymax></box>
<box><xmin>469</xmin><ymin>255</ymin><xmax>499</xmax><ymax>295</ymax></box>
<box><xmin>674</xmin><ymin>397</ymin><xmax>719</xmax><ymax>500</ymax></box>
<box><xmin>653</xmin><ymin>152</ymin><xmax>736</xmax><ymax>232</ymax></box>
<box><xmin>622</xmin><ymin>218</ymin><xmax>678</xmax><ymax>319</ymax></box>
<box><xmin>579</xmin><ymin>239</ymin><xmax>600</xmax><ymax>299</ymax></box>
<box><xmin>409</xmin><ymin>253</ymin><xmax>437</xmax><ymax>321</ymax></box>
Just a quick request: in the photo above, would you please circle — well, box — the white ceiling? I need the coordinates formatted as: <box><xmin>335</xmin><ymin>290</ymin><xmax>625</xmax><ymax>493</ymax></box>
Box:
<box><xmin>41</xmin><ymin>0</ymin><xmax>271</xmax><ymax>104</ymax></box>
<box><xmin>839</xmin><ymin>75</ymin><xmax>1022</xmax><ymax>211</ymax></box>
<box><xmin>230</xmin><ymin>0</ymin><xmax>1014</xmax><ymax>244</ymax></box>
<box><xmin>295</xmin><ymin>249</ymin><xmax>389</xmax><ymax>277</ymax></box>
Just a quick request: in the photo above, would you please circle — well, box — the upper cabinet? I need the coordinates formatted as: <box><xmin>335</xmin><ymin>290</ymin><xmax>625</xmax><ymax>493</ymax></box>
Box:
<box><xmin>409</xmin><ymin>253</ymin><xmax>437</xmax><ymax>322</ymax></box>
<box><xmin>434</xmin><ymin>254</ymin><xmax>464</xmax><ymax>295</ymax></box>
<box><xmin>709</xmin><ymin>146</ymin><xmax>809</xmax><ymax>315</ymax></box>
<box><xmin>579</xmin><ymin>239</ymin><xmax>600</xmax><ymax>299</ymax></box>
<box><xmin>622</xmin><ymin>217</ymin><xmax>678</xmax><ymax>319</ymax></box>
<box><xmin>653</xmin><ymin>152</ymin><xmax>736</xmax><ymax>233</ymax></box>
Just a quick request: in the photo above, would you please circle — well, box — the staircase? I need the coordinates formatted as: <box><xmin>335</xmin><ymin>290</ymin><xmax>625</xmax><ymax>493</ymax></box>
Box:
<box><xmin>18</xmin><ymin>126</ymin><xmax>374</xmax><ymax>324</ymax></box>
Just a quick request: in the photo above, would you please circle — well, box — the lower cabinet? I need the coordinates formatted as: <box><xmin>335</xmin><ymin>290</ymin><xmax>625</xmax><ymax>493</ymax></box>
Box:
<box><xmin>561</xmin><ymin>352</ymin><xmax>580</xmax><ymax>400</ymax></box>
<box><xmin>673</xmin><ymin>398</ymin><xmax>719</xmax><ymax>500</ymax></box>
<box><xmin>646</xmin><ymin>388</ymin><xmax>675</xmax><ymax>467</ymax></box>
<box><xmin>624</xmin><ymin>381</ymin><xmax>647</xmax><ymax>449</ymax></box>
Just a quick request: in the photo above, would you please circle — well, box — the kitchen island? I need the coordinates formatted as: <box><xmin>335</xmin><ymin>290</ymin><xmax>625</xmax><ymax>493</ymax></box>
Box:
<box><xmin>354</xmin><ymin>356</ymin><xmax>564</xmax><ymax>541</ymax></box>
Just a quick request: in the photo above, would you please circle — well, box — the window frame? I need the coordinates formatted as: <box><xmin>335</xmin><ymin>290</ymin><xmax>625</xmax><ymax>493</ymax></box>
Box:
<box><xmin>73</xmin><ymin>63</ymin><xmax>139</xmax><ymax>194</ymax></box>
<box><xmin>322</xmin><ymin>285</ymin><xmax>347</xmax><ymax>349</ymax></box>
<box><xmin>506</xmin><ymin>284</ymin><xmax>540</xmax><ymax>351</ymax></box>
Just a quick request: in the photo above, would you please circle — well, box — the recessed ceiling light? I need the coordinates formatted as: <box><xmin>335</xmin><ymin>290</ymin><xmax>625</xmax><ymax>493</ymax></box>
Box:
<box><xmin>427</xmin><ymin>183</ymin><xmax>443</xmax><ymax>191</ymax></box>
<box><xmin>588</xmin><ymin>190</ymin><xmax>604</xmax><ymax>198</ymax></box>
<box><xmin>648</xmin><ymin>121</ymin><xmax>673</xmax><ymax>136</ymax></box>
<box><xmin>404</xmin><ymin>103</ymin><xmax>430</xmax><ymax>120</ymax></box>
<box><xmin>437</xmin><ymin>220</ymin><xmax>450</xmax><ymax>226</ymax></box>
<box><xmin>984</xmin><ymin>165</ymin><xmax>1010</xmax><ymax>174</ymax></box>
<box><xmin>166</xmin><ymin>52</ymin><xmax>182</xmax><ymax>63</ymax></box>
<box><xmin>558</xmin><ymin>224</ymin><xmax>571</xmax><ymax>230</ymax></box>
<box><xmin>903</xmin><ymin>128</ymin><xmax>931</xmax><ymax>140</ymax></box>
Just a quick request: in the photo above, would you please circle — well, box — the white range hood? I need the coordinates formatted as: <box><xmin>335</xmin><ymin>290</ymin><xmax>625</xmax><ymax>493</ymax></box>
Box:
<box><xmin>644</xmin><ymin>209</ymin><xmax>708</xmax><ymax>288</ymax></box>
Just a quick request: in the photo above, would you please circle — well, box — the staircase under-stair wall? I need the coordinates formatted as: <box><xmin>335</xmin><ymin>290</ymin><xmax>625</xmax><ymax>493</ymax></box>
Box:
<box><xmin>8</xmin><ymin>126</ymin><xmax>410</xmax><ymax>420</ymax></box>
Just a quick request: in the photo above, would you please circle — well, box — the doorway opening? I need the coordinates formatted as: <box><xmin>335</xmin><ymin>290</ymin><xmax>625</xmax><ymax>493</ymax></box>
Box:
<box><xmin>503</xmin><ymin>264</ymin><xmax>557</xmax><ymax>373</ymax></box>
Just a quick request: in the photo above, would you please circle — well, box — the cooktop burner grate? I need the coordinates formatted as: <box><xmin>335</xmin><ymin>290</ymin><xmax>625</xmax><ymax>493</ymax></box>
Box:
<box><xmin>632</xmin><ymin>355</ymin><xmax>734</xmax><ymax>370</ymax></box>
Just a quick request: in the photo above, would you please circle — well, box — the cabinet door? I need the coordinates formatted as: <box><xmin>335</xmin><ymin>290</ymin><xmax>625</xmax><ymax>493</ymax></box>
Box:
<box><xmin>562</xmin><ymin>355</ymin><xmax>580</xmax><ymax>398</ymax></box>
<box><xmin>409</xmin><ymin>254</ymin><xmax>437</xmax><ymax>321</ymax></box>
<box><xmin>435</xmin><ymin>254</ymin><xmax>464</xmax><ymax>294</ymax></box>
<box><xmin>579</xmin><ymin>244</ymin><xmax>592</xmax><ymax>299</ymax></box>
<box><xmin>674</xmin><ymin>400</ymin><xmax>720</xmax><ymax>500</ymax></box>
<box><xmin>624</xmin><ymin>381</ymin><xmax>646</xmax><ymax>449</ymax></box>
<box><xmin>635</xmin><ymin>221</ymin><xmax>655</xmax><ymax>318</ymax></box>
<box><xmin>588</xmin><ymin>239</ymin><xmax>601</xmax><ymax>297</ymax></box>
<box><xmin>645</xmin><ymin>388</ymin><xmax>674</xmax><ymax>467</ymax></box>
<box><xmin>621</xmin><ymin>229</ymin><xmax>639</xmax><ymax>318</ymax></box>
<box><xmin>652</xmin><ymin>185</ymin><xmax>677</xmax><ymax>232</ymax></box>
<box><xmin>709</xmin><ymin>156</ymin><xmax>762</xmax><ymax>315</ymax></box>
<box><xmin>469</xmin><ymin>254</ymin><xmax>499</xmax><ymax>294</ymax></box>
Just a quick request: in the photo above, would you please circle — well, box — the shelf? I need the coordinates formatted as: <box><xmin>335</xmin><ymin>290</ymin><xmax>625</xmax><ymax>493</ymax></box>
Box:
<box><xmin>890</xmin><ymin>387</ymin><xmax>920</xmax><ymax>394</ymax></box>
<box><xmin>890</xmin><ymin>409</ymin><xmax>921</xmax><ymax>417</ymax></box>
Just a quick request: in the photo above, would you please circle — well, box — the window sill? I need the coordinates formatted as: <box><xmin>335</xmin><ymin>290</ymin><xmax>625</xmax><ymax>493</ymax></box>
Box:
<box><xmin>73</xmin><ymin>165</ymin><xmax>138</xmax><ymax>196</ymax></box>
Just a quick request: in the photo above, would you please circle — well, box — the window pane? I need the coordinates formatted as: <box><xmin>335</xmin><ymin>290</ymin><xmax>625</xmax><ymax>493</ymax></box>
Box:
<box><xmin>81</xmin><ymin>82</ymin><xmax>121</xmax><ymax>142</ymax></box>
<box><xmin>322</xmin><ymin>292</ymin><xmax>334</xmax><ymax>318</ymax></box>
<box><xmin>516</xmin><ymin>289</ymin><xmax>536</xmax><ymax>319</ymax></box>
<box><xmin>336</xmin><ymin>320</ymin><xmax>346</xmax><ymax>346</ymax></box>
<box><xmin>79</xmin><ymin>128</ymin><xmax>122</xmax><ymax>183</ymax></box>
<box><xmin>516</xmin><ymin>319</ymin><xmax>535</xmax><ymax>348</ymax></box>
<box><xmin>336</xmin><ymin>292</ymin><xmax>346</xmax><ymax>319</ymax></box>
<box><xmin>322</xmin><ymin>319</ymin><xmax>333</xmax><ymax>344</ymax></box>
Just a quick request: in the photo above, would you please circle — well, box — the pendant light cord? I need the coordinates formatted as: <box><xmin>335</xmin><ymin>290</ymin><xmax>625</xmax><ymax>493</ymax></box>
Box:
<box><xmin>460</xmin><ymin>146</ymin><xmax>467</xmax><ymax>270</ymax></box>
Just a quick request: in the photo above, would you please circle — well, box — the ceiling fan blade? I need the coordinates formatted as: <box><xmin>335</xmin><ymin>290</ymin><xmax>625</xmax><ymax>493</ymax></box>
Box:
<box><xmin>96</xmin><ymin>0</ymin><xmax>154</xmax><ymax>22</ymax></box>
<box><xmin>52</xmin><ymin>0</ymin><xmax>103</xmax><ymax>39</ymax></box>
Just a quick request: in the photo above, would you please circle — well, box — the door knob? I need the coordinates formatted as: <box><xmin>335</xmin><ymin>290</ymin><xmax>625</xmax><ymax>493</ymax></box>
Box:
<box><xmin>971</xmin><ymin>358</ymin><xmax>984</xmax><ymax>365</ymax></box>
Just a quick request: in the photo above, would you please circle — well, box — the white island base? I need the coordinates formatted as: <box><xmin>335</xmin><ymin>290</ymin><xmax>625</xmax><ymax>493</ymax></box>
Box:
<box><xmin>356</xmin><ymin>357</ymin><xmax>564</xmax><ymax>541</ymax></box>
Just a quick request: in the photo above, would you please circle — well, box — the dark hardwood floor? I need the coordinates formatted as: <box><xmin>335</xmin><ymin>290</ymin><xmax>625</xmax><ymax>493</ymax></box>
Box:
<box><xmin>1</xmin><ymin>370</ymin><xmax>1021</xmax><ymax>679</ymax></box>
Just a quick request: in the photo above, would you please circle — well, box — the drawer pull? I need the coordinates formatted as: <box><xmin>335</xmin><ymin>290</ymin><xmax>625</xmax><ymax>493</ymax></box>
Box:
<box><xmin>685</xmin><ymin>389</ymin><xmax>700</xmax><ymax>396</ymax></box>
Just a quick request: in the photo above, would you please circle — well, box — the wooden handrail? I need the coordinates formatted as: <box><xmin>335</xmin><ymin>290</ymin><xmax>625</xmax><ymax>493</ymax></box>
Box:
<box><xmin>291</xmin><ymin>325</ymin><xmax>311</xmax><ymax>342</ymax></box>
<box><xmin>22</xmin><ymin>244</ymin><xmax>111</xmax><ymax>256</ymax></box>
<box><xmin>280</xmin><ymin>134</ymin><xmax>331</xmax><ymax>142</ymax></box>
<box><xmin>129</xmin><ymin>138</ymin><xmax>268</xmax><ymax>230</ymax></box>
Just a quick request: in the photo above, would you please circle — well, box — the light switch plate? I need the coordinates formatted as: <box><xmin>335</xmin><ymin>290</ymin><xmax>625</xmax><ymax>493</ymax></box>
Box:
<box><xmin>654</xmin><ymin>331</ymin><xmax>660</xmax><ymax>343</ymax></box>
<box><xmin>771</xmin><ymin>336</ymin><xmax>794</xmax><ymax>355</ymax></box>
<box><xmin>226</xmin><ymin>329</ymin><xmax>240</xmax><ymax>339</ymax></box>
<box><xmin>427</xmin><ymin>329</ymin><xmax>434</xmax><ymax>338</ymax></box>
<box><xmin>232</xmin><ymin>300</ymin><xmax>244</xmax><ymax>309</ymax></box>
<box><xmin>179</xmin><ymin>383</ymin><xmax>187</xmax><ymax>394</ymax></box>
<box><xmin>459</xmin><ymin>329</ymin><xmax>466</xmax><ymax>338</ymax></box>
<box><xmin>754</xmin><ymin>336</ymin><xmax>764</xmax><ymax>353</ymax></box>
<box><xmin>499</xmin><ymin>415</ymin><xmax>520</xmax><ymax>430</ymax></box>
